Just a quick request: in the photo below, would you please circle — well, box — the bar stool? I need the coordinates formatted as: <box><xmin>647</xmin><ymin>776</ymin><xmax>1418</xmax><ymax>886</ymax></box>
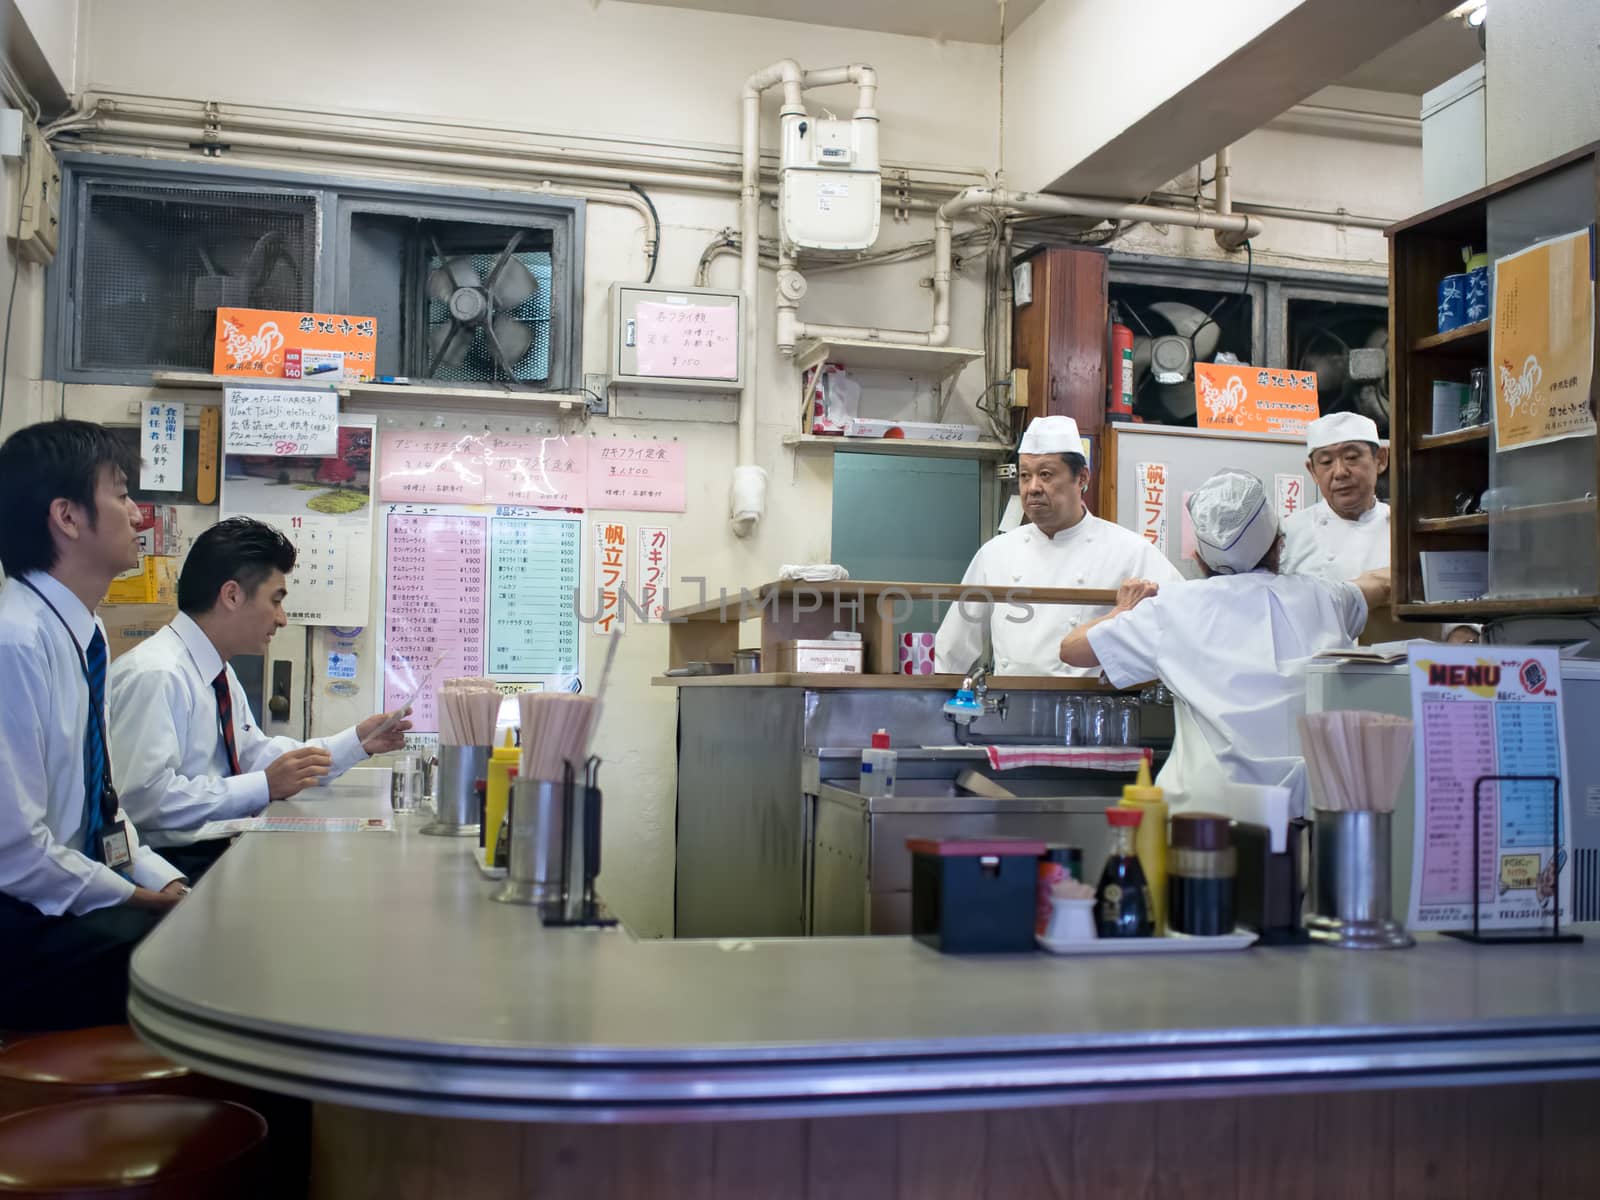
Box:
<box><xmin>0</xmin><ymin>1095</ymin><xmax>267</xmax><ymax>1199</ymax></box>
<box><xmin>0</xmin><ymin>1027</ymin><xmax>192</xmax><ymax>1116</ymax></box>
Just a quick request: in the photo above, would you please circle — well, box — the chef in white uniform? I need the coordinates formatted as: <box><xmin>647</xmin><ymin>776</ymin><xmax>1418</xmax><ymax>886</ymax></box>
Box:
<box><xmin>934</xmin><ymin>415</ymin><xmax>1181</xmax><ymax>677</ymax></box>
<box><xmin>1280</xmin><ymin>412</ymin><xmax>1390</xmax><ymax>581</ymax></box>
<box><xmin>1060</xmin><ymin>469</ymin><xmax>1389</xmax><ymax>814</ymax></box>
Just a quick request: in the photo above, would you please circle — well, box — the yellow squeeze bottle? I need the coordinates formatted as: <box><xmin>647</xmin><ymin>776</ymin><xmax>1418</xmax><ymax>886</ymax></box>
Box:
<box><xmin>483</xmin><ymin>729</ymin><xmax>519</xmax><ymax>873</ymax></box>
<box><xmin>1118</xmin><ymin>760</ymin><xmax>1169</xmax><ymax>933</ymax></box>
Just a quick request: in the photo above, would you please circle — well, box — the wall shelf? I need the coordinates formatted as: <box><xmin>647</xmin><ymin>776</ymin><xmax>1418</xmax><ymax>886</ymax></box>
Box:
<box><xmin>1415</xmin><ymin>513</ymin><xmax>1488</xmax><ymax>533</ymax></box>
<box><xmin>1398</xmin><ymin>597</ymin><xmax>1600</xmax><ymax>619</ymax></box>
<box><xmin>1411</xmin><ymin>320</ymin><xmax>1489</xmax><ymax>352</ymax></box>
<box><xmin>783</xmin><ymin>433</ymin><xmax>1010</xmax><ymax>460</ymax></box>
<box><xmin>792</xmin><ymin>337</ymin><xmax>984</xmax><ymax>380</ymax></box>
<box><xmin>1416</xmin><ymin>425</ymin><xmax>1490</xmax><ymax>450</ymax></box>
<box><xmin>150</xmin><ymin>372</ymin><xmax>585</xmax><ymax>416</ymax></box>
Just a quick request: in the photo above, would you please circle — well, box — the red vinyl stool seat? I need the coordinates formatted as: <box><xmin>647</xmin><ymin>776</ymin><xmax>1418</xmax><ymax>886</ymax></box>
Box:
<box><xmin>0</xmin><ymin>1095</ymin><xmax>267</xmax><ymax>1199</ymax></box>
<box><xmin>0</xmin><ymin>1027</ymin><xmax>191</xmax><ymax>1116</ymax></box>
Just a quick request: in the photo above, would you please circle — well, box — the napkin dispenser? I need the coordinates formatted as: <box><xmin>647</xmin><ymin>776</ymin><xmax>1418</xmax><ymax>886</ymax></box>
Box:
<box><xmin>1233</xmin><ymin>819</ymin><xmax>1310</xmax><ymax>945</ymax></box>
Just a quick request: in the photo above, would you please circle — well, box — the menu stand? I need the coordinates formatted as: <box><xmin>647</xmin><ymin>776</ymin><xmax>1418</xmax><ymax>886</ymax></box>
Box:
<box><xmin>1442</xmin><ymin>774</ymin><xmax>1582</xmax><ymax>945</ymax></box>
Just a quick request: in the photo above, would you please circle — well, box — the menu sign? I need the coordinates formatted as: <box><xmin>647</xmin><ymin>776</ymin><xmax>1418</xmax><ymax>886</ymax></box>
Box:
<box><xmin>1407</xmin><ymin>644</ymin><xmax>1571</xmax><ymax>932</ymax></box>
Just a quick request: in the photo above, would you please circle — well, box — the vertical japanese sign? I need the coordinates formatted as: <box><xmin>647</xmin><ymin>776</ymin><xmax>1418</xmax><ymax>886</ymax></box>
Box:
<box><xmin>636</xmin><ymin>527</ymin><xmax>671</xmax><ymax>621</ymax></box>
<box><xmin>1407</xmin><ymin>644</ymin><xmax>1571</xmax><ymax>932</ymax></box>
<box><xmin>1491</xmin><ymin>228</ymin><xmax>1596</xmax><ymax>452</ymax></box>
<box><xmin>594</xmin><ymin>522</ymin><xmax>628</xmax><ymax>635</ymax></box>
<box><xmin>1135</xmin><ymin>462</ymin><xmax>1168</xmax><ymax>554</ymax></box>
<box><xmin>140</xmin><ymin>400</ymin><xmax>184</xmax><ymax>492</ymax></box>
<box><xmin>1275</xmin><ymin>473</ymin><xmax>1305</xmax><ymax>524</ymax></box>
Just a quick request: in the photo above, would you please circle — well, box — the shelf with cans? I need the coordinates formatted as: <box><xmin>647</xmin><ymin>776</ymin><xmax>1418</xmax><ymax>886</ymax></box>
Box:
<box><xmin>1386</xmin><ymin>141</ymin><xmax>1600</xmax><ymax>624</ymax></box>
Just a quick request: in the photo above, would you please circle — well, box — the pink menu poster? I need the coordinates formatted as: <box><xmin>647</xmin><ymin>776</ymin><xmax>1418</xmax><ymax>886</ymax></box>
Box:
<box><xmin>588</xmin><ymin>439</ymin><xmax>687</xmax><ymax>513</ymax></box>
<box><xmin>377</xmin><ymin>431</ymin><xmax>487</xmax><ymax>505</ymax></box>
<box><xmin>633</xmin><ymin>301</ymin><xmax>738</xmax><ymax>380</ymax></box>
<box><xmin>382</xmin><ymin>513</ymin><xmax>488</xmax><ymax>733</ymax></box>
<box><xmin>482</xmin><ymin>434</ymin><xmax>588</xmax><ymax>508</ymax></box>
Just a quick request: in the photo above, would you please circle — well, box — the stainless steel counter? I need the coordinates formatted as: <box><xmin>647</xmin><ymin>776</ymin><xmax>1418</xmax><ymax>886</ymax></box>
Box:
<box><xmin>130</xmin><ymin>768</ymin><xmax>1600</xmax><ymax>1123</ymax></box>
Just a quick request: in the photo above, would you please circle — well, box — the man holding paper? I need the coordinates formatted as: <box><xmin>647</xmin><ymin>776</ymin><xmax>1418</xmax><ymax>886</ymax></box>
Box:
<box><xmin>109</xmin><ymin>518</ymin><xmax>410</xmax><ymax>880</ymax></box>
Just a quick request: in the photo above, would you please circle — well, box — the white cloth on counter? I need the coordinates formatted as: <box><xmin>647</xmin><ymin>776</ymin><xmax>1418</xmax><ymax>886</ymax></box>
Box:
<box><xmin>0</xmin><ymin>572</ymin><xmax>183</xmax><ymax>915</ymax></box>
<box><xmin>1280</xmin><ymin>499</ymin><xmax>1391</xmax><ymax>583</ymax></box>
<box><xmin>1086</xmin><ymin>570</ymin><xmax>1367</xmax><ymax>816</ymax></box>
<box><xmin>109</xmin><ymin>612</ymin><xmax>366</xmax><ymax>847</ymax></box>
<box><xmin>934</xmin><ymin>514</ymin><xmax>1183</xmax><ymax>677</ymax></box>
<box><xmin>778</xmin><ymin>564</ymin><xmax>851</xmax><ymax>583</ymax></box>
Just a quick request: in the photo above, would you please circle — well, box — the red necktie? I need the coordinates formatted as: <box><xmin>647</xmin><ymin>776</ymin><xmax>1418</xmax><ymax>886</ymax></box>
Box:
<box><xmin>212</xmin><ymin>670</ymin><xmax>242</xmax><ymax>777</ymax></box>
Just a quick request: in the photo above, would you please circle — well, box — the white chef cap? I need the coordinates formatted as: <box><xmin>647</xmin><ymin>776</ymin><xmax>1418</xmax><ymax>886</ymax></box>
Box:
<box><xmin>1306</xmin><ymin>411</ymin><xmax>1382</xmax><ymax>452</ymax></box>
<box><xmin>1188</xmin><ymin>469</ymin><xmax>1279</xmax><ymax>574</ymax></box>
<box><xmin>1018</xmin><ymin>415</ymin><xmax>1085</xmax><ymax>458</ymax></box>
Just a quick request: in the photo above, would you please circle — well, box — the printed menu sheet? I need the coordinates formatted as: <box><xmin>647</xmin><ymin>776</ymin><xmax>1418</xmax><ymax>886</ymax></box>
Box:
<box><xmin>1407</xmin><ymin>644</ymin><xmax>1572</xmax><ymax>931</ymax></box>
<box><xmin>377</xmin><ymin>503</ymin><xmax>584</xmax><ymax>736</ymax></box>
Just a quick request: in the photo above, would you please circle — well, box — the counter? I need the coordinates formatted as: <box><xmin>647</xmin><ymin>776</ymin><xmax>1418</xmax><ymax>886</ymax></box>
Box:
<box><xmin>131</xmin><ymin>769</ymin><xmax>1600</xmax><ymax>1126</ymax></box>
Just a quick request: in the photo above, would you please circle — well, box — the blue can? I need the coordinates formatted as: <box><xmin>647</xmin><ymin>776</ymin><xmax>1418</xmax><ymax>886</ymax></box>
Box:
<box><xmin>1466</xmin><ymin>265</ymin><xmax>1490</xmax><ymax>323</ymax></box>
<box><xmin>1438</xmin><ymin>273</ymin><xmax>1468</xmax><ymax>332</ymax></box>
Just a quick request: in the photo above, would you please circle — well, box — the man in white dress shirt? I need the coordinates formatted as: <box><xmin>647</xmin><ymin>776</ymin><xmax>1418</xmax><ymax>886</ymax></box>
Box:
<box><xmin>934</xmin><ymin>415</ymin><xmax>1181</xmax><ymax>676</ymax></box>
<box><xmin>0</xmin><ymin>420</ymin><xmax>190</xmax><ymax>1031</ymax></box>
<box><xmin>109</xmin><ymin>517</ymin><xmax>410</xmax><ymax>881</ymax></box>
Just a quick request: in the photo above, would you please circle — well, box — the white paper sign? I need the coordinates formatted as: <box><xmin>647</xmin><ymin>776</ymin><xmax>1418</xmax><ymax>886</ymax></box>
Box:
<box><xmin>636</xmin><ymin>526</ymin><xmax>671</xmax><ymax>621</ymax></box>
<box><xmin>1134</xmin><ymin>462</ymin><xmax>1168</xmax><ymax>555</ymax></box>
<box><xmin>593</xmin><ymin>520</ymin><xmax>628</xmax><ymax>635</ymax></box>
<box><xmin>140</xmin><ymin>400</ymin><xmax>184</xmax><ymax>492</ymax></box>
<box><xmin>224</xmin><ymin>386</ymin><xmax>339</xmax><ymax>457</ymax></box>
<box><xmin>1407</xmin><ymin>644</ymin><xmax>1572</xmax><ymax>932</ymax></box>
<box><xmin>1275</xmin><ymin>473</ymin><xmax>1307</xmax><ymax>524</ymax></box>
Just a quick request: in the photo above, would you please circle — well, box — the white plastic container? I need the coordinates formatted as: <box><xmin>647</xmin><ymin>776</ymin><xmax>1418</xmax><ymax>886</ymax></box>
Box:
<box><xmin>860</xmin><ymin>729</ymin><xmax>896</xmax><ymax>798</ymax></box>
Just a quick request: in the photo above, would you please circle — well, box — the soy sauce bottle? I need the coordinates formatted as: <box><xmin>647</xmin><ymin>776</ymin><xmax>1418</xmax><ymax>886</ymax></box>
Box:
<box><xmin>1096</xmin><ymin>807</ymin><xmax>1155</xmax><ymax>937</ymax></box>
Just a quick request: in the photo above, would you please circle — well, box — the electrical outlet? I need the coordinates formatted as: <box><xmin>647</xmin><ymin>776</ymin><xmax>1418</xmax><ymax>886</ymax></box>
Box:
<box><xmin>0</xmin><ymin>110</ymin><xmax>21</xmax><ymax>159</ymax></box>
<box><xmin>583</xmin><ymin>373</ymin><xmax>610</xmax><ymax>415</ymax></box>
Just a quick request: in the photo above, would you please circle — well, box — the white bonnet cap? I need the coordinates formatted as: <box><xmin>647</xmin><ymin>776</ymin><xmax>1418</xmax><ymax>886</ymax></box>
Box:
<box><xmin>1187</xmin><ymin>469</ymin><xmax>1278</xmax><ymax>574</ymax></box>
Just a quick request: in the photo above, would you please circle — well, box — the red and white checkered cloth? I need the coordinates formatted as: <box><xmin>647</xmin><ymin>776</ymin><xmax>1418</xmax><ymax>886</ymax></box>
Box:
<box><xmin>983</xmin><ymin>746</ymin><xmax>1152</xmax><ymax>772</ymax></box>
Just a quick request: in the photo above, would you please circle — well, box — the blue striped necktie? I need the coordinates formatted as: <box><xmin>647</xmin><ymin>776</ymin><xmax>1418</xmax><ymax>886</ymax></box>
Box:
<box><xmin>82</xmin><ymin>628</ymin><xmax>110</xmax><ymax>860</ymax></box>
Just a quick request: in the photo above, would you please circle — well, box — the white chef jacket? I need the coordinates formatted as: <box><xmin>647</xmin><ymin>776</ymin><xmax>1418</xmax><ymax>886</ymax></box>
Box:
<box><xmin>0</xmin><ymin>572</ymin><xmax>184</xmax><ymax>915</ymax></box>
<box><xmin>1281</xmin><ymin>499</ymin><xmax>1390</xmax><ymax>582</ymax></box>
<box><xmin>1087</xmin><ymin>571</ymin><xmax>1367</xmax><ymax>816</ymax></box>
<box><xmin>934</xmin><ymin>515</ymin><xmax>1183</xmax><ymax>677</ymax></box>
<box><xmin>108</xmin><ymin>612</ymin><xmax>367</xmax><ymax>847</ymax></box>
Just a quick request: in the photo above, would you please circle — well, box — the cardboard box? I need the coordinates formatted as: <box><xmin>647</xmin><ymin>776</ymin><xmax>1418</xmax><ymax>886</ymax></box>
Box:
<box><xmin>775</xmin><ymin>639</ymin><xmax>862</xmax><ymax>674</ymax></box>
<box><xmin>100</xmin><ymin>602</ymin><xmax>177</xmax><ymax>660</ymax></box>
<box><xmin>105</xmin><ymin>555</ymin><xmax>178</xmax><ymax>606</ymax></box>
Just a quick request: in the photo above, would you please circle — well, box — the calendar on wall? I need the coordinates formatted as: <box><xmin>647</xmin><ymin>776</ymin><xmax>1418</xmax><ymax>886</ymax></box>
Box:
<box><xmin>219</xmin><ymin>417</ymin><xmax>375</xmax><ymax>626</ymax></box>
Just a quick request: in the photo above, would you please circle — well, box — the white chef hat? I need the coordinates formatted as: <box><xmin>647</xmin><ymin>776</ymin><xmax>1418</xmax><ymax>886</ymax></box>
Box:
<box><xmin>1187</xmin><ymin>469</ymin><xmax>1279</xmax><ymax>574</ymax></box>
<box><xmin>1018</xmin><ymin>415</ymin><xmax>1085</xmax><ymax>458</ymax></box>
<box><xmin>1306</xmin><ymin>411</ymin><xmax>1382</xmax><ymax>452</ymax></box>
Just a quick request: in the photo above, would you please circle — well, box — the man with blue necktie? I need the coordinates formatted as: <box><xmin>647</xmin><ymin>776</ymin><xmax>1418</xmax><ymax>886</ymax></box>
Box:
<box><xmin>0</xmin><ymin>420</ymin><xmax>189</xmax><ymax>1031</ymax></box>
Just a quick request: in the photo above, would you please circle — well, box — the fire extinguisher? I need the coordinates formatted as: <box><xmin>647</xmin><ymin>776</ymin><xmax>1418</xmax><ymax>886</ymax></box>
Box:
<box><xmin>1108</xmin><ymin>304</ymin><xmax>1137</xmax><ymax>423</ymax></box>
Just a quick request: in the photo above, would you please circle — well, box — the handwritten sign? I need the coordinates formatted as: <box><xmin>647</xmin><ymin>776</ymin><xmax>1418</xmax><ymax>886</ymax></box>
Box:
<box><xmin>383</xmin><ymin>514</ymin><xmax>488</xmax><ymax>732</ymax></box>
<box><xmin>1275</xmin><ymin>473</ymin><xmax>1305</xmax><ymax>523</ymax></box>
<box><xmin>483</xmin><ymin>434</ymin><xmax>588</xmax><ymax>508</ymax></box>
<box><xmin>224</xmin><ymin>386</ymin><xmax>339</xmax><ymax>457</ymax></box>
<box><xmin>1407</xmin><ymin>644</ymin><xmax>1572</xmax><ymax>932</ymax></box>
<box><xmin>140</xmin><ymin>400</ymin><xmax>184</xmax><ymax>492</ymax></box>
<box><xmin>377</xmin><ymin>431</ymin><xmax>488</xmax><ymax>505</ymax></box>
<box><xmin>214</xmin><ymin>307</ymin><xmax>378</xmax><ymax>381</ymax></box>
<box><xmin>487</xmin><ymin>512</ymin><xmax>583</xmax><ymax>676</ymax></box>
<box><xmin>1135</xmin><ymin>462</ymin><xmax>1168</xmax><ymax>554</ymax></box>
<box><xmin>1492</xmin><ymin>229</ymin><xmax>1596</xmax><ymax>452</ymax></box>
<box><xmin>594</xmin><ymin>522</ymin><xmax>627</xmax><ymax>635</ymax></box>
<box><xmin>1194</xmin><ymin>363</ymin><xmax>1321</xmax><ymax>436</ymax></box>
<box><xmin>636</xmin><ymin>526</ymin><xmax>671</xmax><ymax>621</ymax></box>
<box><xmin>633</xmin><ymin>301</ymin><xmax>738</xmax><ymax>380</ymax></box>
<box><xmin>588</xmin><ymin>439</ymin><xmax>686</xmax><ymax>513</ymax></box>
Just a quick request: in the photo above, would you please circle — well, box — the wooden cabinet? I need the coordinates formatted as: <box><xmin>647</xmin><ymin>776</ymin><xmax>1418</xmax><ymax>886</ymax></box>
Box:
<box><xmin>1011</xmin><ymin>244</ymin><xmax>1109</xmax><ymax>460</ymax></box>
<box><xmin>1387</xmin><ymin>142</ymin><xmax>1600</xmax><ymax>623</ymax></box>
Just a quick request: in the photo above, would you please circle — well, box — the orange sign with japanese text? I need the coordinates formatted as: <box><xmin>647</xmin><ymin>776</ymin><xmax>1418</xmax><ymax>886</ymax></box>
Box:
<box><xmin>1194</xmin><ymin>362</ymin><xmax>1320</xmax><ymax>436</ymax></box>
<box><xmin>213</xmin><ymin>308</ymin><xmax>379</xmax><ymax>381</ymax></box>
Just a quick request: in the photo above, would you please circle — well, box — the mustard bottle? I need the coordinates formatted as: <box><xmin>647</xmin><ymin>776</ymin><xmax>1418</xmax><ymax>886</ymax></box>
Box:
<box><xmin>482</xmin><ymin>729</ymin><xmax>519</xmax><ymax>875</ymax></box>
<box><xmin>1118</xmin><ymin>759</ymin><xmax>1169</xmax><ymax>934</ymax></box>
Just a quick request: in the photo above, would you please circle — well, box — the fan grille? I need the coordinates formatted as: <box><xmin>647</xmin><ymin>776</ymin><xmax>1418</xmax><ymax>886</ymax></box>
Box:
<box><xmin>76</xmin><ymin>185</ymin><xmax>316</xmax><ymax>372</ymax></box>
<box><xmin>424</xmin><ymin>250</ymin><xmax>552</xmax><ymax>383</ymax></box>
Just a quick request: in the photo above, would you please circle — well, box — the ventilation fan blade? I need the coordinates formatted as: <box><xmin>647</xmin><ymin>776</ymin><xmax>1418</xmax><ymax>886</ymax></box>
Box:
<box><xmin>427</xmin><ymin>320</ymin><xmax>472</xmax><ymax>373</ymax></box>
<box><xmin>1131</xmin><ymin>335</ymin><xmax>1153</xmax><ymax>389</ymax></box>
<box><xmin>1151</xmin><ymin>300</ymin><xmax>1222</xmax><ymax>362</ymax></box>
<box><xmin>426</xmin><ymin>267</ymin><xmax>458</xmax><ymax>305</ymax></box>
<box><xmin>488</xmin><ymin>256</ymin><xmax>537</xmax><ymax>311</ymax></box>
<box><xmin>1154</xmin><ymin>380</ymin><xmax>1197</xmax><ymax>421</ymax></box>
<box><xmin>489</xmin><ymin>314</ymin><xmax>534</xmax><ymax>366</ymax></box>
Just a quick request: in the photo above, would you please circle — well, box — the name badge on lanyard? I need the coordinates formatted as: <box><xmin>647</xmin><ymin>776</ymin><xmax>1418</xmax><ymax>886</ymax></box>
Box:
<box><xmin>100</xmin><ymin>820</ymin><xmax>132</xmax><ymax>870</ymax></box>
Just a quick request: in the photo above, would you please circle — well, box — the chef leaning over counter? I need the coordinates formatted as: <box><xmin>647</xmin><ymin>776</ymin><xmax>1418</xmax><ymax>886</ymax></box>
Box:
<box><xmin>934</xmin><ymin>415</ymin><xmax>1181</xmax><ymax>677</ymax></box>
<box><xmin>1061</xmin><ymin>469</ymin><xmax>1390</xmax><ymax>815</ymax></box>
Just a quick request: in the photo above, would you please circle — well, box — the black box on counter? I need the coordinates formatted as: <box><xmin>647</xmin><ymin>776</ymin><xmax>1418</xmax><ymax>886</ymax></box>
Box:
<box><xmin>908</xmin><ymin>837</ymin><xmax>1045</xmax><ymax>953</ymax></box>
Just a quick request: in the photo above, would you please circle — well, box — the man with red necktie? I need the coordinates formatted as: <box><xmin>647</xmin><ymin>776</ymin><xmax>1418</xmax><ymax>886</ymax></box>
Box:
<box><xmin>109</xmin><ymin>518</ymin><xmax>410</xmax><ymax>881</ymax></box>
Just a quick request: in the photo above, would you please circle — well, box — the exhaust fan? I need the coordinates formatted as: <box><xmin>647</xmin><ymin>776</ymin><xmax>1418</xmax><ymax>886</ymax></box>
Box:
<box><xmin>425</xmin><ymin>231</ymin><xmax>543</xmax><ymax>381</ymax></box>
<box><xmin>1129</xmin><ymin>300</ymin><xmax>1223</xmax><ymax>421</ymax></box>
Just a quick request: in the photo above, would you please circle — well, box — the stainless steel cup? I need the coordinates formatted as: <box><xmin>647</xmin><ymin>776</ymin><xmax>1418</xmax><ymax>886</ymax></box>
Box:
<box><xmin>421</xmin><ymin>744</ymin><xmax>490</xmax><ymax>836</ymax></box>
<box><xmin>495</xmin><ymin>778</ymin><xmax>569</xmax><ymax>906</ymax></box>
<box><xmin>1307</xmin><ymin>809</ymin><xmax>1414</xmax><ymax>949</ymax></box>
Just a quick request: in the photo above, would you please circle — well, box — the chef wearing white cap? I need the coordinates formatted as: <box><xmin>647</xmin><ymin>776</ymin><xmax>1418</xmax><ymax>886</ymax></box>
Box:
<box><xmin>1060</xmin><ymin>469</ymin><xmax>1389</xmax><ymax>813</ymax></box>
<box><xmin>934</xmin><ymin>416</ymin><xmax>1181</xmax><ymax>677</ymax></box>
<box><xmin>1281</xmin><ymin>412</ymin><xmax>1390</xmax><ymax>582</ymax></box>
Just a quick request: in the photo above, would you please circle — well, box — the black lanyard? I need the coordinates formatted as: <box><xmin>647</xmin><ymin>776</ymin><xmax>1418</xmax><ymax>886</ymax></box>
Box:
<box><xmin>17</xmin><ymin>577</ymin><xmax>120</xmax><ymax>826</ymax></box>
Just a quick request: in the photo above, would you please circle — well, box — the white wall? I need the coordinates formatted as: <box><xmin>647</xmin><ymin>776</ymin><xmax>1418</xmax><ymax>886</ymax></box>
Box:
<box><xmin>1485</xmin><ymin>0</ymin><xmax>1600</xmax><ymax>182</ymax></box>
<box><xmin>63</xmin><ymin>0</ymin><xmax>1001</xmax><ymax>937</ymax></box>
<box><xmin>0</xmin><ymin>102</ymin><xmax>45</xmax><ymax>439</ymax></box>
<box><xmin>13</xmin><ymin>0</ymin><xmax>77</xmax><ymax>96</ymax></box>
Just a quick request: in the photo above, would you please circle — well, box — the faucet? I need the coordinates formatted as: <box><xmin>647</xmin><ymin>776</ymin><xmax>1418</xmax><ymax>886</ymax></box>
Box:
<box><xmin>944</xmin><ymin>650</ymin><xmax>1008</xmax><ymax>737</ymax></box>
